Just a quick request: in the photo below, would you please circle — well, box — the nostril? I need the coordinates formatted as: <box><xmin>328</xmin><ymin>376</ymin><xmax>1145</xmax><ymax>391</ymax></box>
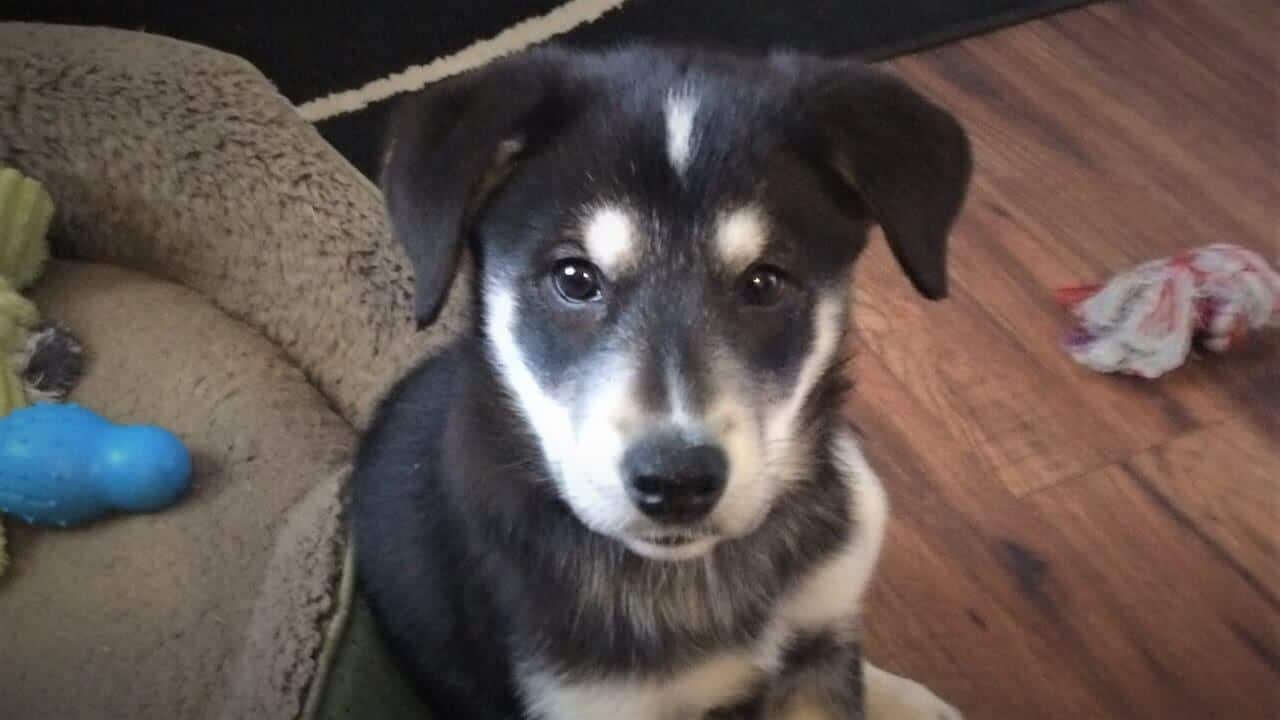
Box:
<box><xmin>683</xmin><ymin>445</ymin><xmax>728</xmax><ymax>483</ymax></box>
<box><xmin>631</xmin><ymin>475</ymin><xmax>666</xmax><ymax>497</ymax></box>
<box><xmin>684</xmin><ymin>473</ymin><xmax>723</xmax><ymax>497</ymax></box>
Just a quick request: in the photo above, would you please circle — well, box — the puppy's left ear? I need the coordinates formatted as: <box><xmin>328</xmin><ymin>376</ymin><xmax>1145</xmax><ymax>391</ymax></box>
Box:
<box><xmin>789</xmin><ymin>60</ymin><xmax>972</xmax><ymax>299</ymax></box>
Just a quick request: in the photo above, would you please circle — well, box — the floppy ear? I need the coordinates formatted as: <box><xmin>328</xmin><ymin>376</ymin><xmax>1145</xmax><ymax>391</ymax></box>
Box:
<box><xmin>788</xmin><ymin>60</ymin><xmax>972</xmax><ymax>299</ymax></box>
<box><xmin>381</xmin><ymin>49</ymin><xmax>579</xmax><ymax>327</ymax></box>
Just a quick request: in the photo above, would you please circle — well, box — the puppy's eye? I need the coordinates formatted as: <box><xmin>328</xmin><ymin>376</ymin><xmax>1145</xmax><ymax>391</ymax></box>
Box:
<box><xmin>552</xmin><ymin>259</ymin><xmax>604</xmax><ymax>303</ymax></box>
<box><xmin>739</xmin><ymin>265</ymin><xmax>789</xmax><ymax>307</ymax></box>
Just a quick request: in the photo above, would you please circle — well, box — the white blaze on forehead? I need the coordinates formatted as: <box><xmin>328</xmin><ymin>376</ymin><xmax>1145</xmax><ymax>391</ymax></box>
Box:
<box><xmin>664</xmin><ymin>88</ymin><xmax>699</xmax><ymax>175</ymax></box>
<box><xmin>582</xmin><ymin>205</ymin><xmax>638</xmax><ymax>275</ymax></box>
<box><xmin>715</xmin><ymin>206</ymin><xmax>770</xmax><ymax>269</ymax></box>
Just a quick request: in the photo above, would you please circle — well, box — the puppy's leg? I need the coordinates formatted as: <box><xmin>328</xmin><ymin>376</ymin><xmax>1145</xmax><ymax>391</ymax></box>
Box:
<box><xmin>765</xmin><ymin>636</ymin><xmax>862</xmax><ymax>720</ymax></box>
<box><xmin>771</xmin><ymin>662</ymin><xmax>960</xmax><ymax>720</ymax></box>
<box><xmin>863</xmin><ymin>662</ymin><xmax>962</xmax><ymax>720</ymax></box>
<box><xmin>777</xmin><ymin>696</ymin><xmax>838</xmax><ymax>720</ymax></box>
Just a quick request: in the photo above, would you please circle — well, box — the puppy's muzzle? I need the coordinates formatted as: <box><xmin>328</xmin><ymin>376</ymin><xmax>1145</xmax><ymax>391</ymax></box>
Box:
<box><xmin>622</xmin><ymin>429</ymin><xmax>727</xmax><ymax>524</ymax></box>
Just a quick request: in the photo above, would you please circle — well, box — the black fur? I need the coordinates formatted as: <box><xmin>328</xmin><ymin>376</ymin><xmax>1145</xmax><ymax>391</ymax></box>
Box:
<box><xmin>380</xmin><ymin>44</ymin><xmax>971</xmax><ymax>327</ymax></box>
<box><xmin>354</xmin><ymin>342</ymin><xmax>853</xmax><ymax>716</ymax></box>
<box><xmin>355</xmin><ymin>44</ymin><xmax>970</xmax><ymax>719</ymax></box>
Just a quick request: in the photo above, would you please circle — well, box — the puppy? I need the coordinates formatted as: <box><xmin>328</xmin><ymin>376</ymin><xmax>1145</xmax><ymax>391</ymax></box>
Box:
<box><xmin>353</xmin><ymin>44</ymin><xmax>971</xmax><ymax>720</ymax></box>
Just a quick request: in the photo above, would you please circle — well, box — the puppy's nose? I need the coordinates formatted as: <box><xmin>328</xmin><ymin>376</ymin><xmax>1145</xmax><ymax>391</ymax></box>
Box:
<box><xmin>623</xmin><ymin>431</ymin><xmax>727</xmax><ymax>523</ymax></box>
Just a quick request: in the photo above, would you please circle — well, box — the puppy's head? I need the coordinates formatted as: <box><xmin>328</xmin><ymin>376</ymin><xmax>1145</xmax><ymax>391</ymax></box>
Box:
<box><xmin>383</xmin><ymin>46</ymin><xmax>970</xmax><ymax>561</ymax></box>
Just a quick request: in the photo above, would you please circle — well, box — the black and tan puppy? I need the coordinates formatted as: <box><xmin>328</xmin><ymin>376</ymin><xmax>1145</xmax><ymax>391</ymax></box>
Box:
<box><xmin>354</xmin><ymin>44</ymin><xmax>971</xmax><ymax>720</ymax></box>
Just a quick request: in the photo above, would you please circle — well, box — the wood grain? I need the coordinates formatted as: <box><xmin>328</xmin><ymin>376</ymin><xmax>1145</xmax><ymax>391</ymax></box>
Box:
<box><xmin>848</xmin><ymin>1</ymin><xmax>1280</xmax><ymax>718</ymax></box>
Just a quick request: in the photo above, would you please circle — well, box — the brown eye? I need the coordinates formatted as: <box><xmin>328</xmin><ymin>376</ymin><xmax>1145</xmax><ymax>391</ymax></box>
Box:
<box><xmin>739</xmin><ymin>265</ymin><xmax>788</xmax><ymax>306</ymax></box>
<box><xmin>552</xmin><ymin>259</ymin><xmax>603</xmax><ymax>303</ymax></box>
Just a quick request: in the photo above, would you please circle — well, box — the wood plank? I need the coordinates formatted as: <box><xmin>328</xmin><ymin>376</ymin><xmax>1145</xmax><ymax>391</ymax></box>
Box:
<box><xmin>848</xmin><ymin>351</ymin><xmax>1122</xmax><ymax>719</ymax></box>
<box><xmin>851</xmin><ymin>245</ymin><xmax>1133</xmax><ymax>496</ymax></box>
<box><xmin>1110</xmin><ymin>418</ymin><xmax>1280</xmax><ymax>601</ymax></box>
<box><xmin>1016</xmin><ymin>461</ymin><xmax>1280</xmax><ymax>720</ymax></box>
<box><xmin>856</xmin><ymin>0</ymin><xmax>1280</xmax><ymax>496</ymax></box>
<box><xmin>847</xmin><ymin>5</ymin><xmax>1280</xmax><ymax>715</ymax></box>
<box><xmin>847</xmin><ymin>351</ymin><xmax>1280</xmax><ymax>720</ymax></box>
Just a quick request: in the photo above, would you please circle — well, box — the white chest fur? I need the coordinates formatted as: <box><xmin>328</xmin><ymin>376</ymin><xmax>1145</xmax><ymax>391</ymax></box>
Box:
<box><xmin>522</xmin><ymin>651</ymin><xmax>758</xmax><ymax>720</ymax></box>
<box><xmin>521</xmin><ymin>433</ymin><xmax>888</xmax><ymax>720</ymax></box>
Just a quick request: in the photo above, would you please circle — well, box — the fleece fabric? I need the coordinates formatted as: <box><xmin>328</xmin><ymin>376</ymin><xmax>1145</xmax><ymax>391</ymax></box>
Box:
<box><xmin>0</xmin><ymin>23</ymin><xmax>466</xmax><ymax>719</ymax></box>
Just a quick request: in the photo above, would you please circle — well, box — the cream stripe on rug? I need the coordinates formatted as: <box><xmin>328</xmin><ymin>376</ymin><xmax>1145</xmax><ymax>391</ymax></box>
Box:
<box><xmin>297</xmin><ymin>0</ymin><xmax>630</xmax><ymax>121</ymax></box>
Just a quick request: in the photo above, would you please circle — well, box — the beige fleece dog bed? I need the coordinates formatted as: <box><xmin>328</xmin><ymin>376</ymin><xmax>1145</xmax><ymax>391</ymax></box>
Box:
<box><xmin>0</xmin><ymin>23</ymin><xmax>465</xmax><ymax>719</ymax></box>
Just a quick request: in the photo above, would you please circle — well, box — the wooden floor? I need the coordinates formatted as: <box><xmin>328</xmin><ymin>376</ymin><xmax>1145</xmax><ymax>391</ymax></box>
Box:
<box><xmin>850</xmin><ymin>2</ymin><xmax>1279</xmax><ymax>718</ymax></box>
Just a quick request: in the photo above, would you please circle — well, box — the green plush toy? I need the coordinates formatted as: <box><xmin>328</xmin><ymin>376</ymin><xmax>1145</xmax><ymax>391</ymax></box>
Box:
<box><xmin>0</xmin><ymin>168</ymin><xmax>53</xmax><ymax>289</ymax></box>
<box><xmin>0</xmin><ymin>166</ymin><xmax>56</xmax><ymax>575</ymax></box>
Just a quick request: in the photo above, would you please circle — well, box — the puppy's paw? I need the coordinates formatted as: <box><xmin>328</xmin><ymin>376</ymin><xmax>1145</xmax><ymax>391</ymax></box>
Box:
<box><xmin>874</xmin><ymin>681</ymin><xmax>961</xmax><ymax>720</ymax></box>
<box><xmin>864</xmin><ymin>663</ymin><xmax>963</xmax><ymax>720</ymax></box>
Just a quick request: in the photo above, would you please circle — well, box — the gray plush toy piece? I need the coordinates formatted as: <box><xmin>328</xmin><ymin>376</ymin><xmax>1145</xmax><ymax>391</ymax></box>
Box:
<box><xmin>17</xmin><ymin>322</ymin><xmax>84</xmax><ymax>401</ymax></box>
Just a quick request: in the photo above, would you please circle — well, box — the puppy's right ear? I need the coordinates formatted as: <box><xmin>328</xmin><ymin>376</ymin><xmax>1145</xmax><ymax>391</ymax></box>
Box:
<box><xmin>381</xmin><ymin>49</ymin><xmax>579</xmax><ymax>328</ymax></box>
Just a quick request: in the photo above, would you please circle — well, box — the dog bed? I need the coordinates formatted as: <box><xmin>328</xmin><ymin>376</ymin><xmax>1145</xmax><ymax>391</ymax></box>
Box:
<box><xmin>0</xmin><ymin>23</ymin><xmax>466</xmax><ymax>719</ymax></box>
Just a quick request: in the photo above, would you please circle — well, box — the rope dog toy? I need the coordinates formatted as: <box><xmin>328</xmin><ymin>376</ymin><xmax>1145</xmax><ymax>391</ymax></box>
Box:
<box><xmin>1056</xmin><ymin>244</ymin><xmax>1280</xmax><ymax>378</ymax></box>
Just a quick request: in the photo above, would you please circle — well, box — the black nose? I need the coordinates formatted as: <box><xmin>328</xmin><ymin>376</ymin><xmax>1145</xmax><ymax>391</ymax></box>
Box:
<box><xmin>622</xmin><ymin>431</ymin><xmax>728</xmax><ymax>523</ymax></box>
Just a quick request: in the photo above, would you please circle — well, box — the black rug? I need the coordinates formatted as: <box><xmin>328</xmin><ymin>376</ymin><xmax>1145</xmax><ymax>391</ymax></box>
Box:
<box><xmin>8</xmin><ymin>1</ymin><xmax>1094</xmax><ymax>179</ymax></box>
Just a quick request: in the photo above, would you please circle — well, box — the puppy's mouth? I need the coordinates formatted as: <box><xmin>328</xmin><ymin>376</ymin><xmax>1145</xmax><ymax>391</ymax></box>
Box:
<box><xmin>624</xmin><ymin>530</ymin><xmax>720</xmax><ymax>560</ymax></box>
<box><xmin>642</xmin><ymin>529</ymin><xmax>712</xmax><ymax>545</ymax></box>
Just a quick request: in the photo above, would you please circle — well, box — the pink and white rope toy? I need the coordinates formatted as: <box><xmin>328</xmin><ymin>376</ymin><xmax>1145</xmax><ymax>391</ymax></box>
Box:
<box><xmin>1055</xmin><ymin>244</ymin><xmax>1280</xmax><ymax>379</ymax></box>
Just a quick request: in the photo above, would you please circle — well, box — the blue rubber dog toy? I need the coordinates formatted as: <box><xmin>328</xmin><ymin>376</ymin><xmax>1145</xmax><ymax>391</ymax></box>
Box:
<box><xmin>0</xmin><ymin>403</ymin><xmax>192</xmax><ymax>527</ymax></box>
